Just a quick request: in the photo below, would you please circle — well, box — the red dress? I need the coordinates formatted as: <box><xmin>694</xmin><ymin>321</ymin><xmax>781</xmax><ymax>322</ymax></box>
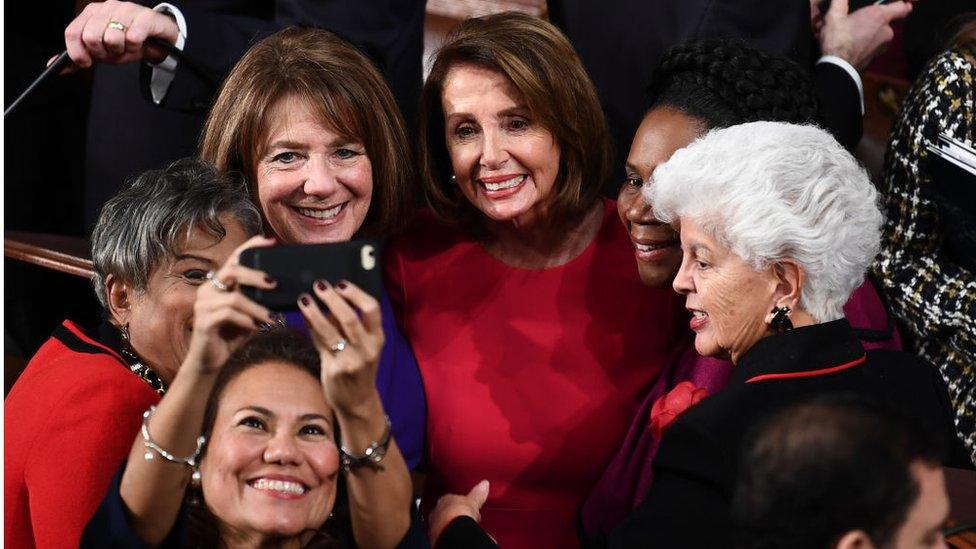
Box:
<box><xmin>386</xmin><ymin>200</ymin><xmax>687</xmax><ymax>548</ymax></box>
<box><xmin>5</xmin><ymin>321</ymin><xmax>160</xmax><ymax>549</ymax></box>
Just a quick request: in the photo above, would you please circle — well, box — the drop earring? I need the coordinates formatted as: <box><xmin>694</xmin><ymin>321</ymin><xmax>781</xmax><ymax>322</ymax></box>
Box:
<box><xmin>450</xmin><ymin>174</ymin><xmax>457</xmax><ymax>184</ymax></box>
<box><xmin>769</xmin><ymin>305</ymin><xmax>793</xmax><ymax>333</ymax></box>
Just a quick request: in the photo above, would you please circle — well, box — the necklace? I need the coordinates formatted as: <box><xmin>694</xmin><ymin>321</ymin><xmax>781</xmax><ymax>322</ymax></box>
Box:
<box><xmin>118</xmin><ymin>328</ymin><xmax>167</xmax><ymax>396</ymax></box>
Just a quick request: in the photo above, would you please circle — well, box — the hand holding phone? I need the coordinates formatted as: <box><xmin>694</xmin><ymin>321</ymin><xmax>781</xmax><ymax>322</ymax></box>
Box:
<box><xmin>239</xmin><ymin>238</ymin><xmax>383</xmax><ymax>311</ymax></box>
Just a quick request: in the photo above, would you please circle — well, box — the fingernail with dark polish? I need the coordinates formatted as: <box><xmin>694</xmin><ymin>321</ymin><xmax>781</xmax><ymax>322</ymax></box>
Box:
<box><xmin>265</xmin><ymin>276</ymin><xmax>276</xmax><ymax>285</ymax></box>
<box><xmin>337</xmin><ymin>281</ymin><xmax>348</xmax><ymax>289</ymax></box>
<box><xmin>300</xmin><ymin>295</ymin><xmax>310</xmax><ymax>306</ymax></box>
<box><xmin>315</xmin><ymin>280</ymin><xmax>328</xmax><ymax>291</ymax></box>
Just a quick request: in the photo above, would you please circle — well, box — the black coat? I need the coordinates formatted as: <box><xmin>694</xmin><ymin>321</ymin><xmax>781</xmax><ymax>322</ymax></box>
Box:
<box><xmin>610</xmin><ymin>319</ymin><xmax>970</xmax><ymax>548</ymax></box>
<box><xmin>548</xmin><ymin>0</ymin><xmax>863</xmax><ymax>195</ymax></box>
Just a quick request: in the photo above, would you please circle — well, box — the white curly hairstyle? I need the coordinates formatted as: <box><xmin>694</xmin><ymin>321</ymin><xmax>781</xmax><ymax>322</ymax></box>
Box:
<box><xmin>648</xmin><ymin>122</ymin><xmax>882</xmax><ymax>322</ymax></box>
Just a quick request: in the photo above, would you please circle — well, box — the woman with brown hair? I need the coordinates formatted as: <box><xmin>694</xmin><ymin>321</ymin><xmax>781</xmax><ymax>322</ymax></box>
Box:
<box><xmin>199</xmin><ymin>27</ymin><xmax>412</xmax><ymax>243</ymax></box>
<box><xmin>385</xmin><ymin>12</ymin><xmax>686</xmax><ymax>547</ymax></box>
<box><xmin>194</xmin><ymin>27</ymin><xmax>427</xmax><ymax>487</ymax></box>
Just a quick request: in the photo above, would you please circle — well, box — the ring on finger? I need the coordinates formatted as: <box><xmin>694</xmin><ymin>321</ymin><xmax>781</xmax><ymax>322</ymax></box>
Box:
<box><xmin>206</xmin><ymin>270</ymin><xmax>231</xmax><ymax>292</ymax></box>
<box><xmin>330</xmin><ymin>338</ymin><xmax>348</xmax><ymax>354</ymax></box>
<box><xmin>106</xmin><ymin>20</ymin><xmax>127</xmax><ymax>32</ymax></box>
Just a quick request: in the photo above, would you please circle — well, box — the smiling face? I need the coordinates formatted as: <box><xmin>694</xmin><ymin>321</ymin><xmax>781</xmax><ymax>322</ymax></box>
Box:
<box><xmin>200</xmin><ymin>360</ymin><xmax>340</xmax><ymax>543</ymax></box>
<box><xmin>620</xmin><ymin>107</ymin><xmax>703</xmax><ymax>288</ymax></box>
<box><xmin>255</xmin><ymin>94</ymin><xmax>373</xmax><ymax>244</ymax></box>
<box><xmin>671</xmin><ymin>217</ymin><xmax>780</xmax><ymax>362</ymax></box>
<box><xmin>441</xmin><ymin>63</ymin><xmax>561</xmax><ymax>225</ymax></box>
<box><xmin>121</xmin><ymin>215</ymin><xmax>249</xmax><ymax>383</ymax></box>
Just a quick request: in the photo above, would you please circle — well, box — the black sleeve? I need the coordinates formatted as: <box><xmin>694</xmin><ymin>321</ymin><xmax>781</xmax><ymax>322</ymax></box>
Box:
<box><xmin>392</xmin><ymin>503</ymin><xmax>434</xmax><ymax>549</ymax></box>
<box><xmin>80</xmin><ymin>465</ymin><xmax>186</xmax><ymax>549</ymax></box>
<box><xmin>547</xmin><ymin>0</ymin><xmax>815</xmax><ymax>196</ymax></box>
<box><xmin>142</xmin><ymin>0</ymin><xmax>425</xmax><ymax>121</ymax></box>
<box><xmin>696</xmin><ymin>0</ymin><xmax>812</xmax><ymax>65</ymax></box>
<box><xmin>813</xmin><ymin>61</ymin><xmax>864</xmax><ymax>150</ymax></box>
<box><xmin>435</xmin><ymin>517</ymin><xmax>499</xmax><ymax>549</ymax></box>
<box><xmin>609</xmin><ymin>420</ymin><xmax>733</xmax><ymax>549</ymax></box>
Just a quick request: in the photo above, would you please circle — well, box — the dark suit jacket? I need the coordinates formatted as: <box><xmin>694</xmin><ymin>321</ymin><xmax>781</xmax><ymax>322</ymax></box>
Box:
<box><xmin>548</xmin><ymin>0</ymin><xmax>862</xmax><ymax>194</ymax></box>
<box><xmin>84</xmin><ymin>0</ymin><xmax>425</xmax><ymax>228</ymax></box>
<box><xmin>609</xmin><ymin>319</ymin><xmax>970</xmax><ymax>548</ymax></box>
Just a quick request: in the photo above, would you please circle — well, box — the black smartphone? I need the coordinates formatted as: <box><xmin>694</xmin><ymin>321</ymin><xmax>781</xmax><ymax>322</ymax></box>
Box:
<box><xmin>239</xmin><ymin>239</ymin><xmax>383</xmax><ymax>311</ymax></box>
<box><xmin>818</xmin><ymin>0</ymin><xmax>896</xmax><ymax>15</ymax></box>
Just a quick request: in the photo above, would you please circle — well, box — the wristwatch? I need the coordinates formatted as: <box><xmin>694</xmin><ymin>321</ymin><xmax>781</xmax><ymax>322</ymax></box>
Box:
<box><xmin>339</xmin><ymin>415</ymin><xmax>392</xmax><ymax>471</ymax></box>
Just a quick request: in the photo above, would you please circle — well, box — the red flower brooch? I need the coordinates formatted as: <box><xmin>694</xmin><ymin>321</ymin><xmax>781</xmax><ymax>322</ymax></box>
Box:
<box><xmin>649</xmin><ymin>381</ymin><xmax>708</xmax><ymax>439</ymax></box>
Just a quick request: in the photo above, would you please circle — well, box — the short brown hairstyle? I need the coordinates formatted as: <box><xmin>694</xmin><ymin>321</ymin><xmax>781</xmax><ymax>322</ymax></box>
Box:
<box><xmin>419</xmin><ymin>12</ymin><xmax>613</xmax><ymax>227</ymax></box>
<box><xmin>199</xmin><ymin>27</ymin><xmax>414</xmax><ymax>238</ymax></box>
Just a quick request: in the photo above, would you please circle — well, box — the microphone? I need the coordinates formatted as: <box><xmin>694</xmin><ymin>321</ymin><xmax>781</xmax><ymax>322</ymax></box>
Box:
<box><xmin>4</xmin><ymin>52</ymin><xmax>72</xmax><ymax>117</ymax></box>
<box><xmin>4</xmin><ymin>37</ymin><xmax>217</xmax><ymax>117</ymax></box>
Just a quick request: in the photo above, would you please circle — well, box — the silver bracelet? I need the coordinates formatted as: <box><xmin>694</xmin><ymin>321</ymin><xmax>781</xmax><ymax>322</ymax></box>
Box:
<box><xmin>339</xmin><ymin>415</ymin><xmax>392</xmax><ymax>472</ymax></box>
<box><xmin>141</xmin><ymin>405</ymin><xmax>206</xmax><ymax>467</ymax></box>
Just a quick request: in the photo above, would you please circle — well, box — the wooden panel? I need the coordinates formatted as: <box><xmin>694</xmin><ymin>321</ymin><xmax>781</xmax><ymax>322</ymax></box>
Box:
<box><xmin>947</xmin><ymin>467</ymin><xmax>976</xmax><ymax>548</ymax></box>
<box><xmin>4</xmin><ymin>231</ymin><xmax>94</xmax><ymax>279</ymax></box>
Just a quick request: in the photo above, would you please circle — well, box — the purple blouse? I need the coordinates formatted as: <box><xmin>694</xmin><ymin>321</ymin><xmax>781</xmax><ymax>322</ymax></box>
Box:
<box><xmin>284</xmin><ymin>291</ymin><xmax>426</xmax><ymax>471</ymax></box>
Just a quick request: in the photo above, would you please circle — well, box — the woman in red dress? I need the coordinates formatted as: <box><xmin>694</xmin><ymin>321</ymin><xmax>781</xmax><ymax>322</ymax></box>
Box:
<box><xmin>385</xmin><ymin>13</ymin><xmax>687</xmax><ymax>548</ymax></box>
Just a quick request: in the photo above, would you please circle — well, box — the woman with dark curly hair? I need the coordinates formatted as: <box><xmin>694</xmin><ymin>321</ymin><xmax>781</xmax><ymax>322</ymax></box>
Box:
<box><xmin>580</xmin><ymin>38</ymin><xmax>903</xmax><ymax>544</ymax></box>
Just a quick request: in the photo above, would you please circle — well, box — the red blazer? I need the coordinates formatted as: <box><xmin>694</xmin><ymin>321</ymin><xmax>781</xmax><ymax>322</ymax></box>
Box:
<box><xmin>5</xmin><ymin>321</ymin><xmax>160</xmax><ymax>549</ymax></box>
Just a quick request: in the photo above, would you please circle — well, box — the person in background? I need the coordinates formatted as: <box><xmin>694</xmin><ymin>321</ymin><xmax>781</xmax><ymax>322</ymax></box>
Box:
<box><xmin>197</xmin><ymin>27</ymin><xmax>426</xmax><ymax>475</ymax></box>
<box><xmin>4</xmin><ymin>158</ymin><xmax>261</xmax><ymax>548</ymax></box>
<box><xmin>874</xmin><ymin>16</ymin><xmax>976</xmax><ymax>465</ymax></box>
<box><xmin>548</xmin><ymin>0</ymin><xmax>912</xmax><ymax>191</ymax></box>
<box><xmin>610</xmin><ymin>122</ymin><xmax>969</xmax><ymax>548</ymax></box>
<box><xmin>733</xmin><ymin>398</ymin><xmax>950</xmax><ymax>549</ymax></box>
<box><xmin>388</xmin><ymin>12</ymin><xmax>687</xmax><ymax>548</ymax></box>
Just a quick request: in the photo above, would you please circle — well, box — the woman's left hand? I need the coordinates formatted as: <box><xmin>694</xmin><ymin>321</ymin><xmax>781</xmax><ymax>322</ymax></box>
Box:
<box><xmin>299</xmin><ymin>280</ymin><xmax>385</xmax><ymax>418</ymax></box>
<box><xmin>428</xmin><ymin>480</ymin><xmax>491</xmax><ymax>545</ymax></box>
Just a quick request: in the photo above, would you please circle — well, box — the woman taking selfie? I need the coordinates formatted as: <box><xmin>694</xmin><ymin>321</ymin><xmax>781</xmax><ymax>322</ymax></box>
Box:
<box><xmin>84</xmin><ymin>236</ymin><xmax>415</xmax><ymax>547</ymax></box>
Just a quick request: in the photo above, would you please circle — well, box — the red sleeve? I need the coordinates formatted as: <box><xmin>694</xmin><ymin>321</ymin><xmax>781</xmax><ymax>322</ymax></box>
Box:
<box><xmin>24</xmin><ymin>370</ymin><xmax>158</xmax><ymax>547</ymax></box>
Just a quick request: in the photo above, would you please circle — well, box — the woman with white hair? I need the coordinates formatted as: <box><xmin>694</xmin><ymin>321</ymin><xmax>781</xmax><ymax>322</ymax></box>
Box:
<box><xmin>609</xmin><ymin>122</ymin><xmax>971</xmax><ymax>548</ymax></box>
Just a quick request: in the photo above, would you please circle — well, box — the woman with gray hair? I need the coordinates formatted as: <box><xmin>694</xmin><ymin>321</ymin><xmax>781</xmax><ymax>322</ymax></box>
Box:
<box><xmin>4</xmin><ymin>158</ymin><xmax>263</xmax><ymax>548</ymax></box>
<box><xmin>609</xmin><ymin>122</ymin><xmax>970</xmax><ymax>548</ymax></box>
